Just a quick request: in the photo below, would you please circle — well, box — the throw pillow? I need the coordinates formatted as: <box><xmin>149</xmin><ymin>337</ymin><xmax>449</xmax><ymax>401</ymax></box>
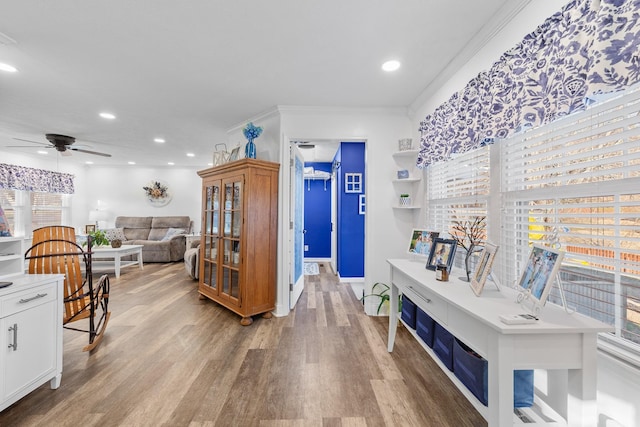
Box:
<box><xmin>104</xmin><ymin>227</ymin><xmax>127</xmax><ymax>242</ymax></box>
<box><xmin>161</xmin><ymin>227</ymin><xmax>185</xmax><ymax>241</ymax></box>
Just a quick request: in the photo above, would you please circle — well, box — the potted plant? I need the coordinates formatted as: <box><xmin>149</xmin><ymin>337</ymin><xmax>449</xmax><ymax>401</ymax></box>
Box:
<box><xmin>86</xmin><ymin>229</ymin><xmax>109</xmax><ymax>247</ymax></box>
<box><xmin>361</xmin><ymin>282</ymin><xmax>402</xmax><ymax>315</ymax></box>
<box><xmin>399</xmin><ymin>194</ymin><xmax>411</xmax><ymax>207</ymax></box>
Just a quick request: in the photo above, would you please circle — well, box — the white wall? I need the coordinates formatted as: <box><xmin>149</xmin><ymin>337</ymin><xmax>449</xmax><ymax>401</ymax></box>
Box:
<box><xmin>0</xmin><ymin>151</ymin><xmax>201</xmax><ymax>233</ymax></box>
<box><xmin>84</xmin><ymin>165</ymin><xmax>201</xmax><ymax>230</ymax></box>
<box><xmin>408</xmin><ymin>2</ymin><xmax>640</xmax><ymax>426</ymax></box>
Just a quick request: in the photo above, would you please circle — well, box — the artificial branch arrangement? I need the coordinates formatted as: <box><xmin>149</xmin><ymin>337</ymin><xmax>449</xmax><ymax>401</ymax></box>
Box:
<box><xmin>450</xmin><ymin>216</ymin><xmax>486</xmax><ymax>281</ymax></box>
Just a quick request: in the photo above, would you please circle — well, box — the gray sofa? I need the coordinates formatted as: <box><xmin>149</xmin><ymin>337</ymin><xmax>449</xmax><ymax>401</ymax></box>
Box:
<box><xmin>113</xmin><ymin>216</ymin><xmax>191</xmax><ymax>262</ymax></box>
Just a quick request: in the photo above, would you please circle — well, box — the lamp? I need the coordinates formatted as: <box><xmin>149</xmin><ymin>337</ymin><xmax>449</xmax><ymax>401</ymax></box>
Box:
<box><xmin>88</xmin><ymin>209</ymin><xmax>109</xmax><ymax>229</ymax></box>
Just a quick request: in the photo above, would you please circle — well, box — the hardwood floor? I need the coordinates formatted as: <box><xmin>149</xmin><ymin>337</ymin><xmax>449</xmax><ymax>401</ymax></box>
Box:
<box><xmin>0</xmin><ymin>262</ymin><xmax>486</xmax><ymax>426</ymax></box>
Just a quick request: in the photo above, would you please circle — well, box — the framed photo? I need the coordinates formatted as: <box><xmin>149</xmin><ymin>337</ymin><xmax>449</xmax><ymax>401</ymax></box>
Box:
<box><xmin>85</xmin><ymin>224</ymin><xmax>96</xmax><ymax>234</ymax></box>
<box><xmin>470</xmin><ymin>243</ymin><xmax>499</xmax><ymax>296</ymax></box>
<box><xmin>408</xmin><ymin>229</ymin><xmax>439</xmax><ymax>257</ymax></box>
<box><xmin>426</xmin><ymin>238</ymin><xmax>457</xmax><ymax>271</ymax></box>
<box><xmin>516</xmin><ymin>244</ymin><xmax>565</xmax><ymax>313</ymax></box>
<box><xmin>229</xmin><ymin>145</ymin><xmax>241</xmax><ymax>162</ymax></box>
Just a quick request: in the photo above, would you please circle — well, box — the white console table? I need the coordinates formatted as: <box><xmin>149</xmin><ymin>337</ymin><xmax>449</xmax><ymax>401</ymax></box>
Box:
<box><xmin>387</xmin><ymin>259</ymin><xmax>613</xmax><ymax>427</ymax></box>
<box><xmin>0</xmin><ymin>274</ymin><xmax>64</xmax><ymax>412</ymax></box>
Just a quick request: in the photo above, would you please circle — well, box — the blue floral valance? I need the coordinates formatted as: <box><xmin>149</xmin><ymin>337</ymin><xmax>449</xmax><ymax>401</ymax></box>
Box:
<box><xmin>0</xmin><ymin>163</ymin><xmax>75</xmax><ymax>194</ymax></box>
<box><xmin>418</xmin><ymin>0</ymin><xmax>640</xmax><ymax>168</ymax></box>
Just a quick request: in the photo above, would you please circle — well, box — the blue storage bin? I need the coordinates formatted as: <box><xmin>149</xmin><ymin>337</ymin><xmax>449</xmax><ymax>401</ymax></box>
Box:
<box><xmin>453</xmin><ymin>338</ymin><xmax>534</xmax><ymax>407</ymax></box>
<box><xmin>433</xmin><ymin>323</ymin><xmax>454</xmax><ymax>371</ymax></box>
<box><xmin>401</xmin><ymin>295</ymin><xmax>417</xmax><ymax>329</ymax></box>
<box><xmin>416</xmin><ymin>307</ymin><xmax>435</xmax><ymax>348</ymax></box>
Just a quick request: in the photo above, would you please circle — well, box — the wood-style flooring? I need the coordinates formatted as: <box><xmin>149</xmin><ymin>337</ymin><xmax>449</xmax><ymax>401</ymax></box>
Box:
<box><xmin>0</xmin><ymin>262</ymin><xmax>485</xmax><ymax>426</ymax></box>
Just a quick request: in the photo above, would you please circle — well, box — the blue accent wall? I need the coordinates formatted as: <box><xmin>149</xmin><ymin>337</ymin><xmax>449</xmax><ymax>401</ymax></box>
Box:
<box><xmin>303</xmin><ymin>162</ymin><xmax>332</xmax><ymax>258</ymax></box>
<box><xmin>337</xmin><ymin>142</ymin><xmax>365</xmax><ymax>278</ymax></box>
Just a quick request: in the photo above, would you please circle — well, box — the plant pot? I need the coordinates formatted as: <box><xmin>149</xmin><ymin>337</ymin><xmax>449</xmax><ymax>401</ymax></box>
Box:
<box><xmin>111</xmin><ymin>239</ymin><xmax>122</xmax><ymax>248</ymax></box>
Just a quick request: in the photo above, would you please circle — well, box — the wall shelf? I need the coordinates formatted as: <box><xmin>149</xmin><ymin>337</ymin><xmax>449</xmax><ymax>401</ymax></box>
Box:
<box><xmin>393</xmin><ymin>178</ymin><xmax>421</xmax><ymax>184</ymax></box>
<box><xmin>393</xmin><ymin>205</ymin><xmax>421</xmax><ymax>210</ymax></box>
<box><xmin>392</xmin><ymin>149</ymin><xmax>420</xmax><ymax>159</ymax></box>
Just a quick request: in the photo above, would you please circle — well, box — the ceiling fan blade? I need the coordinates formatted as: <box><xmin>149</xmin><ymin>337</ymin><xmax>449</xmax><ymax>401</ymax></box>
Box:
<box><xmin>6</xmin><ymin>144</ymin><xmax>51</xmax><ymax>148</ymax></box>
<box><xmin>70</xmin><ymin>147</ymin><xmax>112</xmax><ymax>157</ymax></box>
<box><xmin>12</xmin><ymin>138</ymin><xmax>49</xmax><ymax>146</ymax></box>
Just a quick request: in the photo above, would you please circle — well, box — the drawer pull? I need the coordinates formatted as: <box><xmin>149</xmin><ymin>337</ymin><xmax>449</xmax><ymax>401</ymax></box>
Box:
<box><xmin>18</xmin><ymin>293</ymin><xmax>48</xmax><ymax>304</ymax></box>
<box><xmin>8</xmin><ymin>323</ymin><xmax>17</xmax><ymax>351</ymax></box>
<box><xmin>408</xmin><ymin>286</ymin><xmax>432</xmax><ymax>304</ymax></box>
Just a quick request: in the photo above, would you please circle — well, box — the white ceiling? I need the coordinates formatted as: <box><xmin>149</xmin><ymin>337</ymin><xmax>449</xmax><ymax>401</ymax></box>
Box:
<box><xmin>0</xmin><ymin>1</ymin><xmax>524</xmax><ymax>166</ymax></box>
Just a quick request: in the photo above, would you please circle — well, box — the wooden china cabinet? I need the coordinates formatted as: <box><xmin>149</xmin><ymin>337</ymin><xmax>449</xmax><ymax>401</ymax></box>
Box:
<box><xmin>197</xmin><ymin>159</ymin><xmax>279</xmax><ymax>325</ymax></box>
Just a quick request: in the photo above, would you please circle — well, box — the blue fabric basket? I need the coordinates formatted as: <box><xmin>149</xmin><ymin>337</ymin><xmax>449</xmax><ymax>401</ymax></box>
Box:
<box><xmin>453</xmin><ymin>338</ymin><xmax>534</xmax><ymax>407</ymax></box>
<box><xmin>416</xmin><ymin>307</ymin><xmax>435</xmax><ymax>348</ymax></box>
<box><xmin>433</xmin><ymin>323</ymin><xmax>454</xmax><ymax>371</ymax></box>
<box><xmin>400</xmin><ymin>295</ymin><xmax>417</xmax><ymax>329</ymax></box>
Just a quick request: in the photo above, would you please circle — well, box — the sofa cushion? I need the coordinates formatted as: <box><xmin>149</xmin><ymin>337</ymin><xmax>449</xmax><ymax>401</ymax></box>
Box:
<box><xmin>115</xmin><ymin>216</ymin><xmax>152</xmax><ymax>240</ymax></box>
<box><xmin>104</xmin><ymin>227</ymin><xmax>127</xmax><ymax>242</ymax></box>
<box><xmin>161</xmin><ymin>227</ymin><xmax>186</xmax><ymax>241</ymax></box>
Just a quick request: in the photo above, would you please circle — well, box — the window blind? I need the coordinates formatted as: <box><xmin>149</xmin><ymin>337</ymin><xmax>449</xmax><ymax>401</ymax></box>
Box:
<box><xmin>501</xmin><ymin>87</ymin><xmax>640</xmax><ymax>348</ymax></box>
<box><xmin>426</xmin><ymin>147</ymin><xmax>490</xmax><ymax>269</ymax></box>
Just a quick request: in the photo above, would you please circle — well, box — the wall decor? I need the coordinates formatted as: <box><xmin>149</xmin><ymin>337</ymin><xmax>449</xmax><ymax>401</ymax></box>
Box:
<box><xmin>345</xmin><ymin>173</ymin><xmax>362</xmax><ymax>193</ymax></box>
<box><xmin>143</xmin><ymin>180</ymin><xmax>172</xmax><ymax>207</ymax></box>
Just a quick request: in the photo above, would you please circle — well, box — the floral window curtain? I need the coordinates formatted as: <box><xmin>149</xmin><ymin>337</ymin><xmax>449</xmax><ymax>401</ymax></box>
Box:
<box><xmin>418</xmin><ymin>0</ymin><xmax>640</xmax><ymax>168</ymax></box>
<box><xmin>0</xmin><ymin>163</ymin><xmax>75</xmax><ymax>194</ymax></box>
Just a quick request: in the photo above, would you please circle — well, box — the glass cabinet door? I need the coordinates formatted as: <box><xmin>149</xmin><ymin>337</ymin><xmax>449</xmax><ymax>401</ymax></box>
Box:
<box><xmin>202</xmin><ymin>182</ymin><xmax>220</xmax><ymax>293</ymax></box>
<box><xmin>220</xmin><ymin>177</ymin><xmax>242</xmax><ymax>304</ymax></box>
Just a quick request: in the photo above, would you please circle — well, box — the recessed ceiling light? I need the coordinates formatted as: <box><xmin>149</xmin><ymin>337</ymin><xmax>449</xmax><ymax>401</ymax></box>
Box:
<box><xmin>128</xmin><ymin>161</ymin><xmax>136</xmax><ymax>165</ymax></box>
<box><xmin>207</xmin><ymin>162</ymin><xmax>213</xmax><ymax>166</ymax></box>
<box><xmin>85</xmin><ymin>161</ymin><xmax>94</xmax><ymax>165</ymax></box>
<box><xmin>382</xmin><ymin>60</ymin><xmax>401</xmax><ymax>72</ymax></box>
<box><xmin>37</xmin><ymin>150</ymin><xmax>48</xmax><ymax>155</ymax></box>
<box><xmin>167</xmin><ymin>162</ymin><xmax>174</xmax><ymax>165</ymax></box>
<box><xmin>99</xmin><ymin>112</ymin><xmax>116</xmax><ymax>120</ymax></box>
<box><xmin>0</xmin><ymin>62</ymin><xmax>17</xmax><ymax>73</ymax></box>
<box><xmin>186</xmin><ymin>153</ymin><xmax>195</xmax><ymax>157</ymax></box>
<box><xmin>154</xmin><ymin>138</ymin><xmax>165</xmax><ymax>143</ymax></box>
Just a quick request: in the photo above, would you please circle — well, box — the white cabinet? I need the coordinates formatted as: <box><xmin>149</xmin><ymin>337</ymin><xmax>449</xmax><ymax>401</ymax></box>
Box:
<box><xmin>392</xmin><ymin>149</ymin><xmax>421</xmax><ymax>209</ymax></box>
<box><xmin>0</xmin><ymin>274</ymin><xmax>64</xmax><ymax>412</ymax></box>
<box><xmin>0</xmin><ymin>238</ymin><xmax>24</xmax><ymax>279</ymax></box>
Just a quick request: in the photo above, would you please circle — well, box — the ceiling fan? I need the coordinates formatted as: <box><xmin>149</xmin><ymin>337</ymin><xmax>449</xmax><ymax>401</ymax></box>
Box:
<box><xmin>10</xmin><ymin>133</ymin><xmax>112</xmax><ymax>157</ymax></box>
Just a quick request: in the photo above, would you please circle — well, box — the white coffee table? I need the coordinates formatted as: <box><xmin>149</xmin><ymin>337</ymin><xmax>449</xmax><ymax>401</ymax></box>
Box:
<box><xmin>91</xmin><ymin>244</ymin><xmax>144</xmax><ymax>278</ymax></box>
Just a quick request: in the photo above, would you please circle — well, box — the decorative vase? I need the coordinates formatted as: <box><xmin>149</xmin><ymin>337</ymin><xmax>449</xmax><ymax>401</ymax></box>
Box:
<box><xmin>111</xmin><ymin>239</ymin><xmax>122</xmax><ymax>248</ymax></box>
<box><xmin>245</xmin><ymin>138</ymin><xmax>256</xmax><ymax>159</ymax></box>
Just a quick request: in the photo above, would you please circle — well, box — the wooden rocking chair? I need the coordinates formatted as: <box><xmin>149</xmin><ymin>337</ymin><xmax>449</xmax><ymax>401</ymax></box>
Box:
<box><xmin>25</xmin><ymin>226</ymin><xmax>111</xmax><ymax>352</ymax></box>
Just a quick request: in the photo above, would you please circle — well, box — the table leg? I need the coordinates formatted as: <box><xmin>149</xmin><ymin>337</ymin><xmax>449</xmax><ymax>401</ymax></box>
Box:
<box><xmin>114</xmin><ymin>253</ymin><xmax>121</xmax><ymax>278</ymax></box>
<box><xmin>568</xmin><ymin>333</ymin><xmax>598</xmax><ymax>427</ymax></box>
<box><xmin>137</xmin><ymin>248</ymin><xmax>144</xmax><ymax>270</ymax></box>
<box><xmin>488</xmin><ymin>332</ymin><xmax>514</xmax><ymax>426</ymax></box>
<box><xmin>388</xmin><ymin>282</ymin><xmax>399</xmax><ymax>352</ymax></box>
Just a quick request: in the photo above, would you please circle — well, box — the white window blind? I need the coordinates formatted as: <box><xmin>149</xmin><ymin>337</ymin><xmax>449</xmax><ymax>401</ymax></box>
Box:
<box><xmin>501</xmin><ymin>87</ymin><xmax>640</xmax><ymax>348</ymax></box>
<box><xmin>426</xmin><ymin>147</ymin><xmax>490</xmax><ymax>268</ymax></box>
<box><xmin>30</xmin><ymin>192</ymin><xmax>68</xmax><ymax>232</ymax></box>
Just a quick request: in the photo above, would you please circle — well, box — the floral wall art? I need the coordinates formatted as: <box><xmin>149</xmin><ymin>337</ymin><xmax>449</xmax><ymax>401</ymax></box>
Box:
<box><xmin>417</xmin><ymin>0</ymin><xmax>640</xmax><ymax>167</ymax></box>
<box><xmin>143</xmin><ymin>180</ymin><xmax>172</xmax><ymax>207</ymax></box>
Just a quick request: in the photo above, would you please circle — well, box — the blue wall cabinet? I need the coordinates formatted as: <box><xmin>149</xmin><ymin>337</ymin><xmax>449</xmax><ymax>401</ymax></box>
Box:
<box><xmin>303</xmin><ymin>162</ymin><xmax>332</xmax><ymax>259</ymax></box>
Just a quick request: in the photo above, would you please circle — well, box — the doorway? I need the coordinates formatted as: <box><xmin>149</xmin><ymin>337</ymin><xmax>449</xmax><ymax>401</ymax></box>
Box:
<box><xmin>288</xmin><ymin>139</ymin><xmax>366</xmax><ymax>310</ymax></box>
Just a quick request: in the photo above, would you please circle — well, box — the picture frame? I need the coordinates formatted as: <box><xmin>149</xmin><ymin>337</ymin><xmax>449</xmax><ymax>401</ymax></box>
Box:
<box><xmin>516</xmin><ymin>244</ymin><xmax>565</xmax><ymax>314</ymax></box>
<box><xmin>85</xmin><ymin>224</ymin><xmax>96</xmax><ymax>234</ymax></box>
<box><xmin>408</xmin><ymin>229</ymin><xmax>439</xmax><ymax>257</ymax></box>
<box><xmin>229</xmin><ymin>145</ymin><xmax>241</xmax><ymax>162</ymax></box>
<box><xmin>426</xmin><ymin>238</ymin><xmax>457</xmax><ymax>271</ymax></box>
<box><xmin>470</xmin><ymin>242</ymin><xmax>499</xmax><ymax>296</ymax></box>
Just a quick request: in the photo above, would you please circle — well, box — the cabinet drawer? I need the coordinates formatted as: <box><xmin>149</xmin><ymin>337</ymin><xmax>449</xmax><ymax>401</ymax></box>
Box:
<box><xmin>403</xmin><ymin>284</ymin><xmax>448</xmax><ymax>326</ymax></box>
<box><xmin>0</xmin><ymin>285</ymin><xmax>56</xmax><ymax>318</ymax></box>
